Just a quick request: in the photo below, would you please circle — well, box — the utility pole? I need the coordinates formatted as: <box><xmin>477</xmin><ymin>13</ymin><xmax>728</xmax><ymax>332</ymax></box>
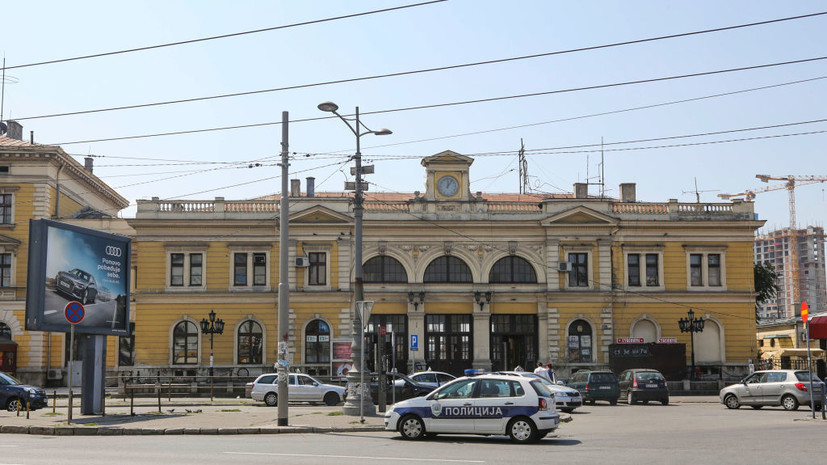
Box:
<box><xmin>277</xmin><ymin>111</ymin><xmax>290</xmax><ymax>426</ymax></box>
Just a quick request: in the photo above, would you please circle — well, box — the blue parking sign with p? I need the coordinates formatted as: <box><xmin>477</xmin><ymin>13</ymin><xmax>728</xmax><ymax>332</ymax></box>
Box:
<box><xmin>411</xmin><ymin>334</ymin><xmax>418</xmax><ymax>350</ymax></box>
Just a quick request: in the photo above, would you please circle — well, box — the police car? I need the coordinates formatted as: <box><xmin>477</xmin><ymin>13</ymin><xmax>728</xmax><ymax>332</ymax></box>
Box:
<box><xmin>384</xmin><ymin>373</ymin><xmax>560</xmax><ymax>443</ymax></box>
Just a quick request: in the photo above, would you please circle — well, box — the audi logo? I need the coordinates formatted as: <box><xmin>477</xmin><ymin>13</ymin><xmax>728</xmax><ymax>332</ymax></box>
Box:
<box><xmin>105</xmin><ymin>246</ymin><xmax>123</xmax><ymax>257</ymax></box>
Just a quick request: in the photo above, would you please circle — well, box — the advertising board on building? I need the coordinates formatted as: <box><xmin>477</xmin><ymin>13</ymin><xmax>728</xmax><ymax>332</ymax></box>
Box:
<box><xmin>25</xmin><ymin>219</ymin><xmax>131</xmax><ymax>336</ymax></box>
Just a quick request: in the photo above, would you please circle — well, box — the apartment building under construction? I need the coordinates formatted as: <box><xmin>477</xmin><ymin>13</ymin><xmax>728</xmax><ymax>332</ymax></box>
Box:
<box><xmin>754</xmin><ymin>226</ymin><xmax>827</xmax><ymax>319</ymax></box>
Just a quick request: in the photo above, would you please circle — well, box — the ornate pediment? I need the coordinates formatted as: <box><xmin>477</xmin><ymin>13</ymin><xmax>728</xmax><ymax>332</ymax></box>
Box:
<box><xmin>420</xmin><ymin>150</ymin><xmax>474</xmax><ymax>167</ymax></box>
<box><xmin>289</xmin><ymin>206</ymin><xmax>352</xmax><ymax>224</ymax></box>
<box><xmin>542</xmin><ymin>206</ymin><xmax>618</xmax><ymax>226</ymax></box>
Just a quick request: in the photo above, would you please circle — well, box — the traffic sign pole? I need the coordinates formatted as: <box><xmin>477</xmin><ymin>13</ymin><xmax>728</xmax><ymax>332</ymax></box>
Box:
<box><xmin>63</xmin><ymin>301</ymin><xmax>85</xmax><ymax>424</ymax></box>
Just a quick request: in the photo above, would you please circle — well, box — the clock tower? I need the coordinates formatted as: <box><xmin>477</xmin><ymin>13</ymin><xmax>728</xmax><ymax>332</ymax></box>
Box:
<box><xmin>421</xmin><ymin>150</ymin><xmax>474</xmax><ymax>201</ymax></box>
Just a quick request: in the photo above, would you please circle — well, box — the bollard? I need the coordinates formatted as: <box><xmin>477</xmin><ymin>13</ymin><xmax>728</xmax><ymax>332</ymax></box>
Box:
<box><xmin>168</xmin><ymin>376</ymin><xmax>172</xmax><ymax>402</ymax></box>
<box><xmin>130</xmin><ymin>387</ymin><xmax>135</xmax><ymax>416</ymax></box>
<box><xmin>157</xmin><ymin>374</ymin><xmax>161</xmax><ymax>412</ymax></box>
<box><xmin>26</xmin><ymin>400</ymin><xmax>30</xmax><ymax>419</ymax></box>
<box><xmin>16</xmin><ymin>396</ymin><xmax>20</xmax><ymax>416</ymax></box>
<box><xmin>52</xmin><ymin>390</ymin><xmax>57</xmax><ymax>414</ymax></box>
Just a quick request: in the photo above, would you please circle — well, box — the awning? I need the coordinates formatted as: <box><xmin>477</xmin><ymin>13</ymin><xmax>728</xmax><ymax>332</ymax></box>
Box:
<box><xmin>776</xmin><ymin>348</ymin><xmax>825</xmax><ymax>358</ymax></box>
<box><xmin>809</xmin><ymin>314</ymin><xmax>827</xmax><ymax>339</ymax></box>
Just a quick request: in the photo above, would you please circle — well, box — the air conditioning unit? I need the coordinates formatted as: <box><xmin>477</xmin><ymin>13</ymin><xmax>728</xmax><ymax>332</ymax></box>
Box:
<box><xmin>557</xmin><ymin>262</ymin><xmax>573</xmax><ymax>272</ymax></box>
<box><xmin>295</xmin><ymin>257</ymin><xmax>310</xmax><ymax>267</ymax></box>
<box><xmin>47</xmin><ymin>368</ymin><xmax>63</xmax><ymax>380</ymax></box>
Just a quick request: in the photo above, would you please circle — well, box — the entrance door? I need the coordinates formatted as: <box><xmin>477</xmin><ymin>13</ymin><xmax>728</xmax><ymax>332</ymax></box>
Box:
<box><xmin>490</xmin><ymin>315</ymin><xmax>537</xmax><ymax>371</ymax></box>
<box><xmin>425</xmin><ymin>314</ymin><xmax>472</xmax><ymax>376</ymax></box>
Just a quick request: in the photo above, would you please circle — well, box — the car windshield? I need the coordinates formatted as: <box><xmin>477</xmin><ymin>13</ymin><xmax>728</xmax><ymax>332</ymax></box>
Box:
<box><xmin>591</xmin><ymin>373</ymin><xmax>616</xmax><ymax>383</ymax></box>
<box><xmin>636</xmin><ymin>372</ymin><xmax>664</xmax><ymax>382</ymax></box>
<box><xmin>68</xmin><ymin>269</ymin><xmax>91</xmax><ymax>280</ymax></box>
<box><xmin>794</xmin><ymin>371</ymin><xmax>821</xmax><ymax>382</ymax></box>
<box><xmin>0</xmin><ymin>372</ymin><xmax>22</xmax><ymax>385</ymax></box>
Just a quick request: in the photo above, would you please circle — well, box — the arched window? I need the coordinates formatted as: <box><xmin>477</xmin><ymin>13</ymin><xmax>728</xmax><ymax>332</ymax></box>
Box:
<box><xmin>568</xmin><ymin>319</ymin><xmax>593</xmax><ymax>363</ymax></box>
<box><xmin>631</xmin><ymin>319</ymin><xmax>658</xmax><ymax>342</ymax></box>
<box><xmin>172</xmin><ymin>321</ymin><xmax>198</xmax><ymax>365</ymax></box>
<box><xmin>0</xmin><ymin>322</ymin><xmax>11</xmax><ymax>339</ymax></box>
<box><xmin>364</xmin><ymin>256</ymin><xmax>408</xmax><ymax>283</ymax></box>
<box><xmin>305</xmin><ymin>320</ymin><xmax>330</xmax><ymax>364</ymax></box>
<box><xmin>424</xmin><ymin>256</ymin><xmax>473</xmax><ymax>283</ymax></box>
<box><xmin>489</xmin><ymin>256</ymin><xmax>537</xmax><ymax>283</ymax></box>
<box><xmin>237</xmin><ymin>320</ymin><xmax>263</xmax><ymax>364</ymax></box>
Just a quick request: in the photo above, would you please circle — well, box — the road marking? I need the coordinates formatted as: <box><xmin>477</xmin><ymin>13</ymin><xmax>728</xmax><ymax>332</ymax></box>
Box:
<box><xmin>225</xmin><ymin>452</ymin><xmax>484</xmax><ymax>463</ymax></box>
<box><xmin>45</xmin><ymin>310</ymin><xmax>57</xmax><ymax>315</ymax></box>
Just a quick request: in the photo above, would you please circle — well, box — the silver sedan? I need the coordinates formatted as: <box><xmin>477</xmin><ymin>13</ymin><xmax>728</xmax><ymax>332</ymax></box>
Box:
<box><xmin>720</xmin><ymin>369</ymin><xmax>824</xmax><ymax>411</ymax></box>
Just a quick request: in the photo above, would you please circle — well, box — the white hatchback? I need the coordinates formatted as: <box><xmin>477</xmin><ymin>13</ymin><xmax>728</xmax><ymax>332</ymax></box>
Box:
<box><xmin>250</xmin><ymin>373</ymin><xmax>345</xmax><ymax>406</ymax></box>
<box><xmin>385</xmin><ymin>374</ymin><xmax>559</xmax><ymax>443</ymax></box>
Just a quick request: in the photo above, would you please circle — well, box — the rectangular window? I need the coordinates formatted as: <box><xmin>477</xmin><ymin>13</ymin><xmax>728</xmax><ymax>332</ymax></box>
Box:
<box><xmin>568</xmin><ymin>253</ymin><xmax>588</xmax><ymax>287</ymax></box>
<box><xmin>0</xmin><ymin>253</ymin><xmax>11</xmax><ymax>287</ymax></box>
<box><xmin>170</xmin><ymin>253</ymin><xmax>184</xmax><ymax>286</ymax></box>
<box><xmin>234</xmin><ymin>253</ymin><xmax>247</xmax><ymax>286</ymax></box>
<box><xmin>189</xmin><ymin>253</ymin><xmax>202</xmax><ymax>286</ymax></box>
<box><xmin>627</xmin><ymin>254</ymin><xmax>641</xmax><ymax>286</ymax></box>
<box><xmin>0</xmin><ymin>194</ymin><xmax>11</xmax><ymax>224</ymax></box>
<box><xmin>308</xmin><ymin>252</ymin><xmax>326</xmax><ymax>286</ymax></box>
<box><xmin>645</xmin><ymin>254</ymin><xmax>659</xmax><ymax>286</ymax></box>
<box><xmin>689</xmin><ymin>254</ymin><xmax>703</xmax><ymax>287</ymax></box>
<box><xmin>708</xmin><ymin>253</ymin><xmax>721</xmax><ymax>286</ymax></box>
<box><xmin>253</xmin><ymin>253</ymin><xmax>266</xmax><ymax>286</ymax></box>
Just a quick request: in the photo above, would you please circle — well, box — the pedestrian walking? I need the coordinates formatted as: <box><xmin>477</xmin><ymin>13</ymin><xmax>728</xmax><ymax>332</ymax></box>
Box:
<box><xmin>534</xmin><ymin>362</ymin><xmax>550</xmax><ymax>380</ymax></box>
<box><xmin>547</xmin><ymin>362</ymin><xmax>557</xmax><ymax>383</ymax></box>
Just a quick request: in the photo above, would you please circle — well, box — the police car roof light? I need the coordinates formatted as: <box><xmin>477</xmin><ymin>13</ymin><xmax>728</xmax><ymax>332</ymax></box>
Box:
<box><xmin>464</xmin><ymin>368</ymin><xmax>487</xmax><ymax>376</ymax></box>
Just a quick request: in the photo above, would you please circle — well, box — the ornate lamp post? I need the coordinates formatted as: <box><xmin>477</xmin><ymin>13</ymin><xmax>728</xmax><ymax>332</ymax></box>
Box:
<box><xmin>474</xmin><ymin>291</ymin><xmax>492</xmax><ymax>312</ymax></box>
<box><xmin>407</xmin><ymin>291</ymin><xmax>425</xmax><ymax>311</ymax></box>
<box><xmin>318</xmin><ymin>101</ymin><xmax>391</xmax><ymax>417</ymax></box>
<box><xmin>678</xmin><ymin>309</ymin><xmax>705</xmax><ymax>380</ymax></box>
<box><xmin>200</xmin><ymin>309</ymin><xmax>225</xmax><ymax>399</ymax></box>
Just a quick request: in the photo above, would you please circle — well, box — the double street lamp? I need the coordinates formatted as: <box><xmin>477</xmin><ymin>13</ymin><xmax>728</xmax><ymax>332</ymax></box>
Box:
<box><xmin>678</xmin><ymin>309</ymin><xmax>705</xmax><ymax>380</ymax></box>
<box><xmin>318</xmin><ymin>101</ymin><xmax>391</xmax><ymax>417</ymax></box>
<box><xmin>200</xmin><ymin>310</ymin><xmax>225</xmax><ymax>399</ymax></box>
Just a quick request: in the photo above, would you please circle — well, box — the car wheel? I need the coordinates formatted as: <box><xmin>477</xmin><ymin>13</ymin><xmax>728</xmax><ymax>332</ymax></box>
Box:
<box><xmin>82</xmin><ymin>290</ymin><xmax>89</xmax><ymax>304</ymax></box>
<box><xmin>642</xmin><ymin>400</ymin><xmax>649</xmax><ymax>405</ymax></box>
<box><xmin>724</xmin><ymin>394</ymin><xmax>740</xmax><ymax>409</ymax></box>
<box><xmin>6</xmin><ymin>397</ymin><xmax>20</xmax><ymax>412</ymax></box>
<box><xmin>324</xmin><ymin>392</ymin><xmax>339</xmax><ymax>406</ymax></box>
<box><xmin>264</xmin><ymin>392</ymin><xmax>278</xmax><ymax>407</ymax></box>
<box><xmin>507</xmin><ymin>416</ymin><xmax>538</xmax><ymax>443</ymax></box>
<box><xmin>751</xmin><ymin>405</ymin><xmax>763</xmax><ymax>409</ymax></box>
<box><xmin>399</xmin><ymin>415</ymin><xmax>426</xmax><ymax>440</ymax></box>
<box><xmin>560</xmin><ymin>408</ymin><xmax>574</xmax><ymax>413</ymax></box>
<box><xmin>609</xmin><ymin>398</ymin><xmax>618</xmax><ymax>406</ymax></box>
<box><xmin>781</xmin><ymin>394</ymin><xmax>799</xmax><ymax>411</ymax></box>
<box><xmin>661</xmin><ymin>398</ymin><xmax>669</xmax><ymax>406</ymax></box>
<box><xmin>588</xmin><ymin>400</ymin><xmax>595</xmax><ymax>405</ymax></box>
<box><xmin>627</xmin><ymin>391</ymin><xmax>636</xmax><ymax>405</ymax></box>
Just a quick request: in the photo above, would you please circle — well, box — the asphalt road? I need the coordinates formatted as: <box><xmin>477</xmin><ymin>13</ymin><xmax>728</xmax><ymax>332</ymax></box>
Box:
<box><xmin>2</xmin><ymin>402</ymin><xmax>826</xmax><ymax>465</ymax></box>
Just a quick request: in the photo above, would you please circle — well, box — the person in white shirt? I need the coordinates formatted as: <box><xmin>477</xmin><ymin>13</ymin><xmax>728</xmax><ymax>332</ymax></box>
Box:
<box><xmin>534</xmin><ymin>362</ymin><xmax>550</xmax><ymax>380</ymax></box>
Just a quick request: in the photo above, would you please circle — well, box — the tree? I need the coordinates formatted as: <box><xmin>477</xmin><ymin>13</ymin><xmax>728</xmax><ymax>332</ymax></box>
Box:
<box><xmin>754</xmin><ymin>261</ymin><xmax>779</xmax><ymax>321</ymax></box>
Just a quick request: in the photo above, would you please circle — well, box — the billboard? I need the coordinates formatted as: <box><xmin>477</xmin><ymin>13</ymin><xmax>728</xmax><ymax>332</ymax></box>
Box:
<box><xmin>25</xmin><ymin>219</ymin><xmax>131</xmax><ymax>335</ymax></box>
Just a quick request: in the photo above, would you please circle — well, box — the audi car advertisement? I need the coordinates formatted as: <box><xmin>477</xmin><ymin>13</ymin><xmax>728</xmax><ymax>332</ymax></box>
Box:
<box><xmin>25</xmin><ymin>219</ymin><xmax>131</xmax><ymax>335</ymax></box>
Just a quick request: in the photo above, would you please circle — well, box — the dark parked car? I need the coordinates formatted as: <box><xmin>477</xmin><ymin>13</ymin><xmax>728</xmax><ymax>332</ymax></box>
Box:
<box><xmin>371</xmin><ymin>372</ymin><xmax>435</xmax><ymax>404</ymax></box>
<box><xmin>618</xmin><ymin>368</ymin><xmax>670</xmax><ymax>405</ymax></box>
<box><xmin>0</xmin><ymin>371</ymin><xmax>47</xmax><ymax>412</ymax></box>
<box><xmin>55</xmin><ymin>268</ymin><xmax>97</xmax><ymax>304</ymax></box>
<box><xmin>567</xmin><ymin>370</ymin><xmax>620</xmax><ymax>405</ymax></box>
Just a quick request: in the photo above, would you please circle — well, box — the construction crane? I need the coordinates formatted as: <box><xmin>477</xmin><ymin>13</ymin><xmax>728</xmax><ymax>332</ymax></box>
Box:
<box><xmin>719</xmin><ymin>175</ymin><xmax>827</xmax><ymax>317</ymax></box>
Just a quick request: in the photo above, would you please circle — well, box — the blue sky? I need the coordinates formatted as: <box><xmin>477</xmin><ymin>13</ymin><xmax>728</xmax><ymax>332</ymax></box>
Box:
<box><xmin>1</xmin><ymin>1</ymin><xmax>825</xmax><ymax>232</ymax></box>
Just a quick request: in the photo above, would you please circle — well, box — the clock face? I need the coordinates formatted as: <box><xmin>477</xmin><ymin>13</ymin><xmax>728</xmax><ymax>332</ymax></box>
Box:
<box><xmin>437</xmin><ymin>175</ymin><xmax>459</xmax><ymax>197</ymax></box>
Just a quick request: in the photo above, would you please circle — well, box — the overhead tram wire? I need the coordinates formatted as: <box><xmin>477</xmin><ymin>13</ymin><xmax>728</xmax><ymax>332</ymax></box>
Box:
<box><xmin>14</xmin><ymin>11</ymin><xmax>827</xmax><ymax>123</ymax></box>
<box><xmin>0</xmin><ymin>1</ymin><xmax>447</xmax><ymax>72</ymax></box>
<box><xmin>47</xmin><ymin>55</ymin><xmax>827</xmax><ymax>146</ymax></box>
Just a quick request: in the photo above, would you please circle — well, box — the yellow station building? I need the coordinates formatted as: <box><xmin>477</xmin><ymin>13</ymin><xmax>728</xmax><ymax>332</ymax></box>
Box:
<box><xmin>0</xmin><ymin>130</ymin><xmax>764</xmax><ymax>384</ymax></box>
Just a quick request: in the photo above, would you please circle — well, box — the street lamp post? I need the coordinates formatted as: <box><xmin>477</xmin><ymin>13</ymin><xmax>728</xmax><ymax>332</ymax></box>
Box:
<box><xmin>678</xmin><ymin>309</ymin><xmax>705</xmax><ymax>380</ymax></box>
<box><xmin>200</xmin><ymin>309</ymin><xmax>225</xmax><ymax>400</ymax></box>
<box><xmin>318</xmin><ymin>101</ymin><xmax>391</xmax><ymax>417</ymax></box>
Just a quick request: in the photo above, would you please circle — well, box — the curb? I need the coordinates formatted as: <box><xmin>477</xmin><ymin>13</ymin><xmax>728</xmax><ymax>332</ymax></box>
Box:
<box><xmin>0</xmin><ymin>424</ymin><xmax>386</xmax><ymax>436</ymax></box>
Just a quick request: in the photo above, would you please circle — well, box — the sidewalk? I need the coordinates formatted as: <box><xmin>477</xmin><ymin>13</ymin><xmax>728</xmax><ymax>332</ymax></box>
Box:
<box><xmin>0</xmin><ymin>394</ymin><xmax>721</xmax><ymax>436</ymax></box>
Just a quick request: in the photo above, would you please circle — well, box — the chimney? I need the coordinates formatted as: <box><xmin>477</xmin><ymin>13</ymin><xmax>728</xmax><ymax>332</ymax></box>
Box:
<box><xmin>574</xmin><ymin>183</ymin><xmax>588</xmax><ymax>199</ymax></box>
<box><xmin>84</xmin><ymin>156</ymin><xmax>94</xmax><ymax>173</ymax></box>
<box><xmin>290</xmin><ymin>179</ymin><xmax>301</xmax><ymax>197</ymax></box>
<box><xmin>619</xmin><ymin>183</ymin><xmax>636</xmax><ymax>202</ymax></box>
<box><xmin>306</xmin><ymin>177</ymin><xmax>315</xmax><ymax>198</ymax></box>
<box><xmin>6</xmin><ymin>121</ymin><xmax>23</xmax><ymax>141</ymax></box>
